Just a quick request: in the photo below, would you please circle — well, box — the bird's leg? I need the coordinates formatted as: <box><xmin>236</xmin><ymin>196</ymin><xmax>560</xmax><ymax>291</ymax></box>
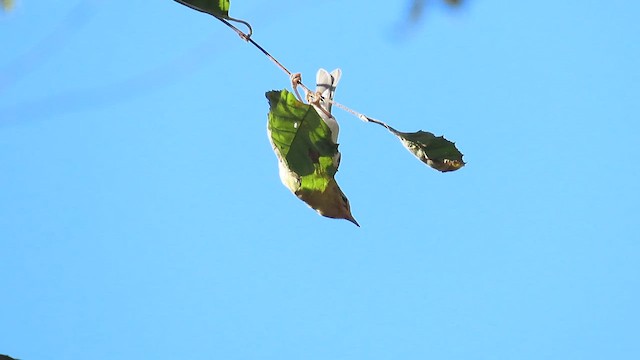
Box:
<box><xmin>290</xmin><ymin>72</ymin><xmax>304</xmax><ymax>102</ymax></box>
<box><xmin>307</xmin><ymin>90</ymin><xmax>333</xmax><ymax>119</ymax></box>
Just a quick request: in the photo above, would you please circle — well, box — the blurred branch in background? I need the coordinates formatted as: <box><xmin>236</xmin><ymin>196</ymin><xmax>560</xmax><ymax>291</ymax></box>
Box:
<box><xmin>0</xmin><ymin>35</ymin><xmax>222</xmax><ymax>124</ymax></box>
<box><xmin>394</xmin><ymin>0</ymin><xmax>466</xmax><ymax>39</ymax></box>
<box><xmin>407</xmin><ymin>0</ymin><xmax>464</xmax><ymax>23</ymax></box>
<box><xmin>0</xmin><ymin>0</ymin><xmax>226</xmax><ymax>124</ymax></box>
<box><xmin>0</xmin><ymin>0</ymin><xmax>101</xmax><ymax>94</ymax></box>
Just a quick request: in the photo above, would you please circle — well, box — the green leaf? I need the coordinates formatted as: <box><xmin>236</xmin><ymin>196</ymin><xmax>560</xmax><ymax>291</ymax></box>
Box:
<box><xmin>0</xmin><ymin>355</ymin><xmax>19</xmax><ymax>360</ymax></box>
<box><xmin>266</xmin><ymin>89</ymin><xmax>358</xmax><ymax>226</ymax></box>
<box><xmin>267</xmin><ymin>89</ymin><xmax>339</xmax><ymax>192</ymax></box>
<box><xmin>391</xmin><ymin>129</ymin><xmax>465</xmax><ymax>172</ymax></box>
<box><xmin>174</xmin><ymin>0</ymin><xmax>230</xmax><ymax>18</ymax></box>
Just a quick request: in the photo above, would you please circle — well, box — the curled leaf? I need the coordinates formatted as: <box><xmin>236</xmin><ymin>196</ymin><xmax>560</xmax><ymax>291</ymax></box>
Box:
<box><xmin>363</xmin><ymin>115</ymin><xmax>464</xmax><ymax>172</ymax></box>
<box><xmin>390</xmin><ymin>129</ymin><xmax>464</xmax><ymax>172</ymax></box>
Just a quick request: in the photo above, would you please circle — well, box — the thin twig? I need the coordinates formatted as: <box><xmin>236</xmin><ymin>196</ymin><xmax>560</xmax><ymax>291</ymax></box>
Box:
<box><xmin>216</xmin><ymin>17</ymin><xmax>313</xmax><ymax>95</ymax></box>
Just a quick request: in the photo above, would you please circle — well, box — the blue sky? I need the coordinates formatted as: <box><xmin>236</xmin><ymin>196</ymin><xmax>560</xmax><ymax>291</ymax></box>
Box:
<box><xmin>1</xmin><ymin>1</ymin><xmax>639</xmax><ymax>359</ymax></box>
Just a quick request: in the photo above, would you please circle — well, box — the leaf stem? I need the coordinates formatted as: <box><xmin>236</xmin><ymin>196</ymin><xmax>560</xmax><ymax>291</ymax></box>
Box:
<box><xmin>330</xmin><ymin>99</ymin><xmax>398</xmax><ymax>133</ymax></box>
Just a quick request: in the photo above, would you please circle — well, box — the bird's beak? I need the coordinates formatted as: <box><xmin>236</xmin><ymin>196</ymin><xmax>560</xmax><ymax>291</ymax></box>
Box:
<box><xmin>346</xmin><ymin>213</ymin><xmax>360</xmax><ymax>227</ymax></box>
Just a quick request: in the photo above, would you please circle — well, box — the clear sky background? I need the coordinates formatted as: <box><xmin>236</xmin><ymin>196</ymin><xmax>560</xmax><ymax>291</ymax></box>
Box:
<box><xmin>1</xmin><ymin>1</ymin><xmax>639</xmax><ymax>359</ymax></box>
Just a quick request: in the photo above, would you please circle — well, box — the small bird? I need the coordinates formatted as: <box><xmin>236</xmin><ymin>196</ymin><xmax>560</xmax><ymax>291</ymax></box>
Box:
<box><xmin>0</xmin><ymin>354</ymin><xmax>20</xmax><ymax>360</ymax></box>
<box><xmin>296</xmin><ymin>178</ymin><xmax>359</xmax><ymax>226</ymax></box>
<box><xmin>271</xmin><ymin>153</ymin><xmax>358</xmax><ymax>226</ymax></box>
<box><xmin>267</xmin><ymin>70</ymin><xmax>358</xmax><ymax>226</ymax></box>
